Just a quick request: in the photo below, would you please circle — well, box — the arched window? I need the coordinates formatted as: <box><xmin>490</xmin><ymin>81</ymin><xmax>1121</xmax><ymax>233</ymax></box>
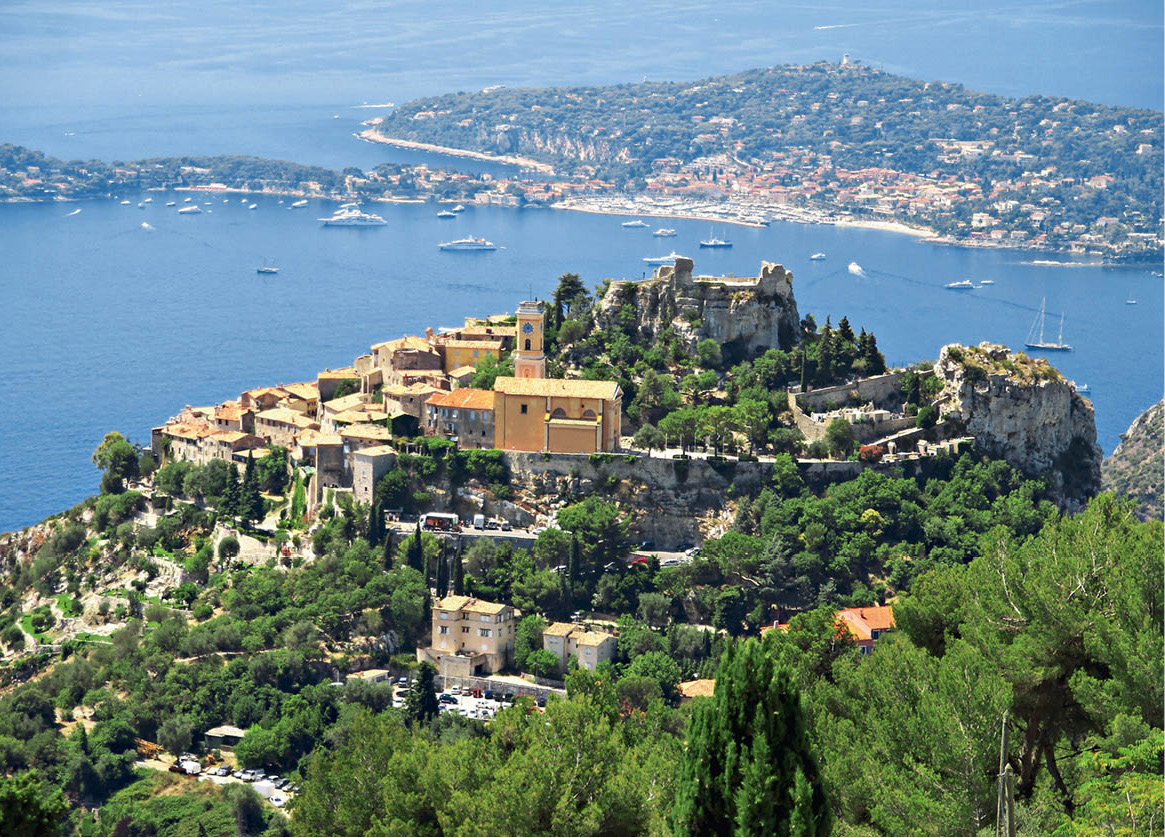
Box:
<box><xmin>524</xmin><ymin>339</ymin><xmax>531</xmax><ymax>351</ymax></box>
<box><xmin>581</xmin><ymin>409</ymin><xmax>596</xmax><ymax>420</ymax></box>
<box><xmin>550</xmin><ymin>407</ymin><xmax>567</xmax><ymax>419</ymax></box>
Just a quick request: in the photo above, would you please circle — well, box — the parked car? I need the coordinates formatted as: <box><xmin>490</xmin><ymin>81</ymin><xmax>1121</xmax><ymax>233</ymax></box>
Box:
<box><xmin>499</xmin><ymin>520</ymin><xmax>512</xmax><ymax>531</ymax></box>
<box><xmin>483</xmin><ymin>518</ymin><xmax>500</xmax><ymax>530</ymax></box>
<box><xmin>450</xmin><ymin>686</ymin><xmax>462</xmax><ymax>696</ymax></box>
<box><xmin>232</xmin><ymin>770</ymin><xmax>246</xmax><ymax>780</ymax></box>
<box><xmin>396</xmin><ymin>676</ymin><xmax>409</xmax><ymax>686</ymax></box>
<box><xmin>536</xmin><ymin>695</ymin><xmax>547</xmax><ymax>708</ymax></box>
<box><xmin>636</xmin><ymin>540</ymin><xmax>655</xmax><ymax>550</ymax></box>
<box><xmin>215</xmin><ymin>766</ymin><xmax>230</xmax><ymax>777</ymax></box>
<box><xmin>438</xmin><ymin>694</ymin><xmax>457</xmax><ymax>704</ymax></box>
<box><xmin>470</xmin><ymin>687</ymin><xmax>483</xmax><ymax>698</ymax></box>
<box><xmin>660</xmin><ymin>558</ymin><xmax>679</xmax><ymax>567</ymax></box>
<box><xmin>503</xmin><ymin>692</ymin><xmax>515</xmax><ymax>703</ymax></box>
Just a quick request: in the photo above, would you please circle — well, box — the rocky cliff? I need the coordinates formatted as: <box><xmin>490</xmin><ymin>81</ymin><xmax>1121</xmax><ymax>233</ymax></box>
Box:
<box><xmin>1102</xmin><ymin>400</ymin><xmax>1163</xmax><ymax>521</ymax></box>
<box><xmin>933</xmin><ymin>342</ymin><xmax>1102</xmax><ymax>510</ymax></box>
<box><xmin>593</xmin><ymin>258</ymin><xmax>799</xmax><ymax>363</ymax></box>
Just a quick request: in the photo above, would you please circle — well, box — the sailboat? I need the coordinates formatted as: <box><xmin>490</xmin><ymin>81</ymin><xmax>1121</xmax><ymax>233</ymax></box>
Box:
<box><xmin>699</xmin><ymin>227</ymin><xmax>732</xmax><ymax>248</ymax></box>
<box><xmin>1125</xmin><ymin>291</ymin><xmax>1137</xmax><ymax>304</ymax></box>
<box><xmin>1024</xmin><ymin>298</ymin><xmax>1072</xmax><ymax>352</ymax></box>
<box><xmin>256</xmin><ymin>259</ymin><xmax>279</xmax><ymax>275</ymax></box>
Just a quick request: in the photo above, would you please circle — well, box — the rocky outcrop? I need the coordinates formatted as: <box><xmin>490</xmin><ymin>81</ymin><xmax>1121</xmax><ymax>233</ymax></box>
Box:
<box><xmin>933</xmin><ymin>342</ymin><xmax>1102</xmax><ymax>510</ymax></box>
<box><xmin>1102</xmin><ymin>400</ymin><xmax>1163</xmax><ymax>521</ymax></box>
<box><xmin>594</xmin><ymin>258</ymin><xmax>799</xmax><ymax>363</ymax></box>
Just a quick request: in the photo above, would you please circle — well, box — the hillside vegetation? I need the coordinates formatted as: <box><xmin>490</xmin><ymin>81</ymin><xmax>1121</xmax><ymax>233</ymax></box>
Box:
<box><xmin>1102</xmin><ymin>399</ymin><xmax>1163</xmax><ymax>520</ymax></box>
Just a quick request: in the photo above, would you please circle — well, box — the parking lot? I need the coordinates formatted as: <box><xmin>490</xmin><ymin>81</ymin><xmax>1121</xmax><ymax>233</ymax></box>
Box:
<box><xmin>390</xmin><ymin>682</ymin><xmax>545</xmax><ymax>721</ymax></box>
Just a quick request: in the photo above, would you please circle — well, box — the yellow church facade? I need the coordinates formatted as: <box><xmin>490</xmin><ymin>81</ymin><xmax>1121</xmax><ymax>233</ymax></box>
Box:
<box><xmin>492</xmin><ymin>300</ymin><xmax>622</xmax><ymax>454</ymax></box>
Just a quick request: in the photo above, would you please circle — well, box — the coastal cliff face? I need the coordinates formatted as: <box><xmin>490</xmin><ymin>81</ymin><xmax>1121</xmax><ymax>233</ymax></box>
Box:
<box><xmin>593</xmin><ymin>258</ymin><xmax>799</xmax><ymax>362</ymax></box>
<box><xmin>934</xmin><ymin>342</ymin><xmax>1102</xmax><ymax>510</ymax></box>
<box><xmin>1102</xmin><ymin>400</ymin><xmax>1163</xmax><ymax>521</ymax></box>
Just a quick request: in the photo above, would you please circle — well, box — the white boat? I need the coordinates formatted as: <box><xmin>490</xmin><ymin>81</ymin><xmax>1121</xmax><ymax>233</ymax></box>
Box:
<box><xmin>1024</xmin><ymin>297</ymin><xmax>1072</xmax><ymax>352</ymax></box>
<box><xmin>177</xmin><ymin>205</ymin><xmax>202</xmax><ymax>214</ymax></box>
<box><xmin>257</xmin><ymin>260</ymin><xmax>279</xmax><ymax>275</ymax></box>
<box><xmin>699</xmin><ymin>237</ymin><xmax>732</xmax><ymax>248</ymax></box>
<box><xmin>1071</xmin><ymin>382</ymin><xmax>1090</xmax><ymax>393</ymax></box>
<box><xmin>848</xmin><ymin>262</ymin><xmax>865</xmax><ymax>276</ymax></box>
<box><xmin>318</xmin><ymin>203</ymin><xmax>386</xmax><ymax>226</ymax></box>
<box><xmin>203</xmin><ymin>201</ymin><xmax>212</xmax><ymax>206</ymax></box>
<box><xmin>437</xmin><ymin>210</ymin><xmax>457</xmax><ymax>218</ymax></box>
<box><xmin>979</xmin><ymin>279</ymin><xmax>995</xmax><ymax>285</ymax></box>
<box><xmin>290</xmin><ymin>199</ymin><xmax>309</xmax><ymax>208</ymax></box>
<box><xmin>945</xmin><ymin>279</ymin><xmax>975</xmax><ymax>290</ymax></box>
<box><xmin>183</xmin><ymin>197</ymin><xmax>192</xmax><ymax>203</ymax></box>
<box><xmin>653</xmin><ymin>228</ymin><xmax>677</xmax><ymax>237</ymax></box>
<box><xmin>1125</xmin><ymin>291</ymin><xmax>1137</xmax><ymax>304</ymax></box>
<box><xmin>165</xmin><ymin>201</ymin><xmax>176</xmax><ymax>206</ymax></box>
<box><xmin>143</xmin><ymin>197</ymin><xmax>152</xmax><ymax>203</ymax></box>
<box><xmin>810</xmin><ymin>253</ymin><xmax>826</xmax><ymax>260</ymax></box>
<box><xmin>643</xmin><ymin>252</ymin><xmax>689</xmax><ymax>265</ymax></box>
<box><xmin>141</xmin><ymin>222</ymin><xmax>154</xmax><ymax>231</ymax></box>
<box><xmin>621</xmin><ymin>219</ymin><xmax>648</xmax><ymax>228</ymax></box>
<box><xmin>451</xmin><ymin>204</ymin><xmax>466</xmax><ymax>212</ymax></box>
<box><xmin>248</xmin><ymin>203</ymin><xmax>258</xmax><ymax>210</ymax></box>
<box><xmin>224</xmin><ymin>199</ymin><xmax>230</xmax><ymax>204</ymax></box>
<box><xmin>65</xmin><ymin>208</ymin><xmax>82</xmax><ymax>217</ymax></box>
<box><xmin>119</xmin><ymin>199</ymin><xmax>131</xmax><ymax>205</ymax></box>
<box><xmin>137</xmin><ymin>202</ymin><xmax>145</xmax><ymax>208</ymax></box>
<box><xmin>439</xmin><ymin>236</ymin><xmax>497</xmax><ymax>251</ymax></box>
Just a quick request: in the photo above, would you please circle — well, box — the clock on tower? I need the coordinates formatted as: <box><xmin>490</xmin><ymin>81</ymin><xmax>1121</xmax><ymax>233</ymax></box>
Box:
<box><xmin>514</xmin><ymin>300</ymin><xmax>546</xmax><ymax>379</ymax></box>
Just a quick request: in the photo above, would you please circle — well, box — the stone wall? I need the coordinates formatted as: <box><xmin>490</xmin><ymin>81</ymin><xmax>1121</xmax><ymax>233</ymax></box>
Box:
<box><xmin>593</xmin><ymin>258</ymin><xmax>800</xmax><ymax>362</ymax></box>
<box><xmin>792</xmin><ymin>371</ymin><xmax>915</xmax><ymax>412</ymax></box>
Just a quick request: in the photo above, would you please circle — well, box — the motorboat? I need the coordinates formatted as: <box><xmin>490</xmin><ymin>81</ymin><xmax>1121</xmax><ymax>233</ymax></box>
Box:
<box><xmin>318</xmin><ymin>203</ymin><xmax>386</xmax><ymax>226</ymax></box>
<box><xmin>652</xmin><ymin>228</ymin><xmax>677</xmax><ymax>237</ymax></box>
<box><xmin>177</xmin><ymin>205</ymin><xmax>202</xmax><ymax>214</ymax></box>
<box><xmin>810</xmin><ymin>253</ymin><xmax>826</xmax><ymax>260</ymax></box>
<box><xmin>621</xmin><ymin>219</ymin><xmax>648</xmax><ymax>228</ymax></box>
<box><xmin>438</xmin><ymin>236</ymin><xmax>497</xmax><ymax>251</ymax></box>
<box><xmin>945</xmin><ymin>280</ymin><xmax>975</xmax><ymax>290</ymax></box>
<box><xmin>643</xmin><ymin>252</ymin><xmax>689</xmax><ymax>265</ymax></box>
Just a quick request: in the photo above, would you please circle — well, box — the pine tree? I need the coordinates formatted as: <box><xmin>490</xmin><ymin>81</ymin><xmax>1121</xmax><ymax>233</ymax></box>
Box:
<box><xmin>672</xmin><ymin>637</ymin><xmax>830</xmax><ymax>836</ymax></box>
<box><xmin>837</xmin><ymin>315</ymin><xmax>855</xmax><ymax>344</ymax></box>
<box><xmin>864</xmin><ymin>332</ymin><xmax>887</xmax><ymax>375</ymax></box>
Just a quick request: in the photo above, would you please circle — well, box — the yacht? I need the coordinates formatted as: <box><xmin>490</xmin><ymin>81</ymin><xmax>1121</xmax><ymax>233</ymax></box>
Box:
<box><xmin>451</xmin><ymin>204</ymin><xmax>466</xmax><ymax>212</ymax></box>
<box><xmin>290</xmin><ymin>199</ymin><xmax>309</xmax><ymax>208</ymax></box>
<box><xmin>437</xmin><ymin>210</ymin><xmax>457</xmax><ymax>218</ymax></box>
<box><xmin>439</xmin><ymin>236</ymin><xmax>497</xmax><ymax>251</ymax></box>
<box><xmin>810</xmin><ymin>252</ymin><xmax>825</xmax><ymax>261</ymax></box>
<box><xmin>119</xmin><ymin>199</ymin><xmax>132</xmax><ymax>205</ymax></box>
<box><xmin>248</xmin><ymin>203</ymin><xmax>258</xmax><ymax>210</ymax></box>
<box><xmin>652</xmin><ymin>228</ymin><xmax>677</xmax><ymax>237</ymax></box>
<box><xmin>945</xmin><ymin>279</ymin><xmax>975</xmax><ymax>290</ymax></box>
<box><xmin>318</xmin><ymin>203</ymin><xmax>386</xmax><ymax>226</ymax></box>
<box><xmin>177</xmin><ymin>205</ymin><xmax>202</xmax><ymax>214</ymax></box>
<box><xmin>183</xmin><ymin>197</ymin><xmax>192</xmax><ymax>203</ymax></box>
<box><xmin>257</xmin><ymin>263</ymin><xmax>279</xmax><ymax>275</ymax></box>
<box><xmin>165</xmin><ymin>201</ymin><xmax>176</xmax><ymax>206</ymax></box>
<box><xmin>137</xmin><ymin>202</ymin><xmax>145</xmax><ymax>208</ymax></box>
<box><xmin>621</xmin><ymin>219</ymin><xmax>648</xmax><ymax>228</ymax></box>
<box><xmin>979</xmin><ymin>279</ymin><xmax>995</xmax><ymax>285</ymax></box>
<box><xmin>699</xmin><ymin>237</ymin><xmax>732</xmax><ymax>248</ymax></box>
<box><xmin>1071</xmin><ymin>382</ymin><xmax>1090</xmax><ymax>394</ymax></box>
<box><xmin>1024</xmin><ymin>297</ymin><xmax>1072</xmax><ymax>352</ymax></box>
<box><xmin>143</xmin><ymin>197</ymin><xmax>152</xmax><ymax>203</ymax></box>
<box><xmin>643</xmin><ymin>252</ymin><xmax>688</xmax><ymax>265</ymax></box>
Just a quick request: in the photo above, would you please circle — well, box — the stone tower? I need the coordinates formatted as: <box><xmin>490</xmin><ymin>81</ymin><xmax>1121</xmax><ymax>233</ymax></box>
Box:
<box><xmin>513</xmin><ymin>300</ymin><xmax>546</xmax><ymax>379</ymax></box>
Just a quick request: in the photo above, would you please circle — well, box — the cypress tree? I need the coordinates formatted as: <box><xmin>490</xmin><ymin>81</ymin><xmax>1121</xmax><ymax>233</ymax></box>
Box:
<box><xmin>404</xmin><ymin>662</ymin><xmax>440</xmax><ymax>726</ymax></box>
<box><xmin>407</xmin><ymin>521</ymin><xmax>424</xmax><ymax>572</ymax></box>
<box><xmin>222</xmin><ymin>464</ymin><xmax>241</xmax><ymax>519</ymax></box>
<box><xmin>435</xmin><ymin>548</ymin><xmax>448</xmax><ymax>597</ymax></box>
<box><xmin>568</xmin><ymin>533</ymin><xmax>581</xmax><ymax>584</ymax></box>
<box><xmin>366</xmin><ymin>495</ymin><xmax>384</xmax><ymax>547</ymax></box>
<box><xmin>240</xmin><ymin>455</ymin><xmax>263</xmax><ymax>528</ymax></box>
<box><xmin>452</xmin><ymin>547</ymin><xmax>465</xmax><ymax>596</ymax></box>
<box><xmin>672</xmin><ymin>636</ymin><xmax>830</xmax><ymax>836</ymax></box>
<box><xmin>382</xmin><ymin>528</ymin><xmax>395</xmax><ymax>568</ymax></box>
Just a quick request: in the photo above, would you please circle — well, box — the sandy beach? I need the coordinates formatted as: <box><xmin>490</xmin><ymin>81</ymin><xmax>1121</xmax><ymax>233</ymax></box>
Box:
<box><xmin>356</xmin><ymin>129</ymin><xmax>556</xmax><ymax>175</ymax></box>
<box><xmin>832</xmin><ymin>217</ymin><xmax>937</xmax><ymax>238</ymax></box>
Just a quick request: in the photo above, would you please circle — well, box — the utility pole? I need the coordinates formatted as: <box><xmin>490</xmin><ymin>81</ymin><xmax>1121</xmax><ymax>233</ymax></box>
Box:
<box><xmin>996</xmin><ymin>713</ymin><xmax>1016</xmax><ymax>837</ymax></box>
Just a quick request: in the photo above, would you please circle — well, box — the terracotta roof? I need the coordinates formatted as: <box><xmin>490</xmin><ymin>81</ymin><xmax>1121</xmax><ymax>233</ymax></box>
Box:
<box><xmin>372</xmin><ymin>336</ymin><xmax>432</xmax><ymax>353</ymax></box>
<box><xmin>837</xmin><ymin>606</ymin><xmax>895</xmax><ymax>641</ymax></box>
<box><xmin>295</xmin><ymin>429</ymin><xmax>340</xmax><ymax>447</ymax></box>
<box><xmin>494</xmin><ymin>377</ymin><xmax>619</xmax><ymax>400</ymax></box>
<box><xmin>543</xmin><ymin>621</ymin><xmax>576</xmax><ymax>637</ymax></box>
<box><xmin>280</xmin><ymin>382</ymin><xmax>319</xmax><ymax>400</ymax></box>
<box><xmin>214</xmin><ymin>403</ymin><xmax>245</xmax><ymax>421</ymax></box>
<box><xmin>317</xmin><ymin>366</ymin><xmax>359</xmax><ymax>379</ymax></box>
<box><xmin>323</xmin><ymin>393</ymin><xmax>367</xmax><ymax>413</ymax></box>
<box><xmin>339</xmin><ymin>423</ymin><xmax>393</xmax><ymax>441</ymax></box>
<box><xmin>679</xmin><ymin>679</ymin><xmax>716</xmax><ymax>699</ymax></box>
<box><xmin>426</xmin><ymin>388</ymin><xmax>496</xmax><ymax>411</ymax></box>
<box><xmin>385</xmin><ymin>383</ymin><xmax>442</xmax><ymax>397</ymax></box>
<box><xmin>435</xmin><ymin>595</ymin><xmax>509</xmax><ymax>615</ymax></box>
<box><xmin>449</xmin><ymin>365</ymin><xmax>478</xmax><ymax>378</ymax></box>
<box><xmin>256</xmin><ymin>408</ymin><xmax>315</xmax><ymax>428</ymax></box>
<box><xmin>441</xmin><ymin>338</ymin><xmax>505</xmax><ymax>350</ymax></box>
<box><xmin>244</xmin><ymin>387</ymin><xmax>285</xmax><ymax>399</ymax></box>
<box><xmin>573</xmin><ymin>631</ymin><xmax>614</xmax><ymax>647</ymax></box>
<box><xmin>162</xmin><ymin>422</ymin><xmax>216</xmax><ymax>440</ymax></box>
<box><xmin>211</xmin><ymin>431</ymin><xmax>249</xmax><ymax>444</ymax></box>
<box><xmin>353</xmin><ymin>444</ymin><xmax>395</xmax><ymax>458</ymax></box>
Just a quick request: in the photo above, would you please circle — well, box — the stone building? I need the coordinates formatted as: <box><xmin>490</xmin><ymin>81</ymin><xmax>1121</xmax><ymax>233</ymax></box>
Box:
<box><xmin>417</xmin><ymin>595</ymin><xmax>518</xmax><ymax>678</ymax></box>
<box><xmin>424</xmin><ymin>388</ymin><xmax>496</xmax><ymax>448</ymax></box>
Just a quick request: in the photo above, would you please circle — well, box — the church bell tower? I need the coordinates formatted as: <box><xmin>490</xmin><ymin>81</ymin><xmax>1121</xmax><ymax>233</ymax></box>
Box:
<box><xmin>513</xmin><ymin>300</ymin><xmax>546</xmax><ymax>379</ymax></box>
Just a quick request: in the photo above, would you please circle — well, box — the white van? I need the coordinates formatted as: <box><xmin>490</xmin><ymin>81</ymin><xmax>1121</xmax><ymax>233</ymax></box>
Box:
<box><xmin>473</xmin><ymin>514</ymin><xmax>486</xmax><ymax>529</ymax></box>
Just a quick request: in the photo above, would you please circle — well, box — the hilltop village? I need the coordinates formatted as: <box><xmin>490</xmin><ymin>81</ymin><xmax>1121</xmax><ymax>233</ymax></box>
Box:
<box><xmin>1</xmin><ymin>253</ymin><xmax>1150</xmax><ymax>837</ymax></box>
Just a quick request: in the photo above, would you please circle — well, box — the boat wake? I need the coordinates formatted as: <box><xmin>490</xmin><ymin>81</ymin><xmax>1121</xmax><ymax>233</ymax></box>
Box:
<box><xmin>65</xmin><ymin>208</ymin><xmax>82</xmax><ymax>217</ymax></box>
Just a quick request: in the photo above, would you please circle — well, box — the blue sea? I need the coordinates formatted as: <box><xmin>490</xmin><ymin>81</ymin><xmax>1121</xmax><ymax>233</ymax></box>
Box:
<box><xmin>1</xmin><ymin>195</ymin><xmax>1160</xmax><ymax>531</ymax></box>
<box><xmin>0</xmin><ymin>0</ymin><xmax>1162</xmax><ymax>531</ymax></box>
